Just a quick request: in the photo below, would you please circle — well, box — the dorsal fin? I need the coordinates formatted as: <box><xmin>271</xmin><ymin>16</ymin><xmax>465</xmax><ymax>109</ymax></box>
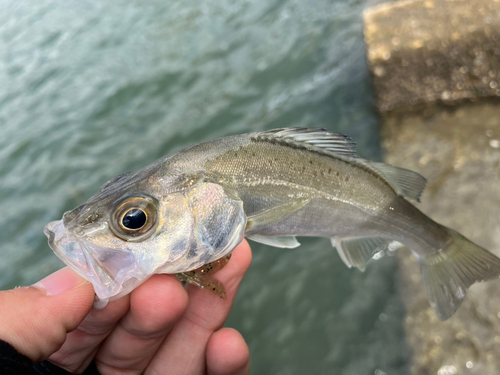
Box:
<box><xmin>256</xmin><ymin>128</ymin><xmax>426</xmax><ymax>201</ymax></box>
<box><xmin>257</xmin><ymin>128</ymin><xmax>358</xmax><ymax>157</ymax></box>
<box><xmin>356</xmin><ymin>160</ymin><xmax>427</xmax><ymax>202</ymax></box>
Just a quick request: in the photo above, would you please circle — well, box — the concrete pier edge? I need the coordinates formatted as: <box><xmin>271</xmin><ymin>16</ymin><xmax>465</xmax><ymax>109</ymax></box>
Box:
<box><xmin>364</xmin><ymin>1</ymin><xmax>500</xmax><ymax>374</ymax></box>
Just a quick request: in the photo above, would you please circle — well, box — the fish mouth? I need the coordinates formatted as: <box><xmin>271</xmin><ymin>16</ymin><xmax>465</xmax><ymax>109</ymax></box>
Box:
<box><xmin>44</xmin><ymin>220</ymin><xmax>148</xmax><ymax>308</ymax></box>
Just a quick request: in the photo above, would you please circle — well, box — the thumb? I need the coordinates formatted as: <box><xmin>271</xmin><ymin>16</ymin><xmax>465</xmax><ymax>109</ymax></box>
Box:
<box><xmin>0</xmin><ymin>267</ymin><xmax>95</xmax><ymax>362</ymax></box>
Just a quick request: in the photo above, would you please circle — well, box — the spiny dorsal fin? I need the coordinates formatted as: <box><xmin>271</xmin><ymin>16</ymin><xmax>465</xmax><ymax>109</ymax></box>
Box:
<box><xmin>257</xmin><ymin>128</ymin><xmax>358</xmax><ymax>158</ymax></box>
<box><xmin>357</xmin><ymin>160</ymin><xmax>427</xmax><ymax>202</ymax></box>
<box><xmin>332</xmin><ymin>237</ymin><xmax>391</xmax><ymax>271</ymax></box>
<box><xmin>257</xmin><ymin>128</ymin><xmax>426</xmax><ymax>201</ymax></box>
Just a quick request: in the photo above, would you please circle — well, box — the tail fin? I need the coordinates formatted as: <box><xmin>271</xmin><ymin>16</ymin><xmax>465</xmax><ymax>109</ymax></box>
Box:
<box><xmin>417</xmin><ymin>228</ymin><xmax>500</xmax><ymax>320</ymax></box>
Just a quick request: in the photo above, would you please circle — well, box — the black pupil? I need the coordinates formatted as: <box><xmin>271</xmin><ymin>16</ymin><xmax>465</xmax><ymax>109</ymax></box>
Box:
<box><xmin>122</xmin><ymin>209</ymin><xmax>147</xmax><ymax>230</ymax></box>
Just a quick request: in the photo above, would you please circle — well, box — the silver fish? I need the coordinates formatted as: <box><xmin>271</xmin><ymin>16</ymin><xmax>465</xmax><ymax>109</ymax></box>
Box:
<box><xmin>45</xmin><ymin>128</ymin><xmax>500</xmax><ymax>319</ymax></box>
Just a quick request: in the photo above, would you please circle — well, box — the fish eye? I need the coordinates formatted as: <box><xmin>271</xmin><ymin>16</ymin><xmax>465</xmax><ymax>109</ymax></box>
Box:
<box><xmin>122</xmin><ymin>208</ymin><xmax>147</xmax><ymax>230</ymax></box>
<box><xmin>110</xmin><ymin>195</ymin><xmax>159</xmax><ymax>241</ymax></box>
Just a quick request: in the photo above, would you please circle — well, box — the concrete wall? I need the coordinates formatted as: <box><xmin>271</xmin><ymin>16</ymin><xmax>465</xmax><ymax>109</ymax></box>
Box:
<box><xmin>364</xmin><ymin>1</ymin><xmax>500</xmax><ymax>374</ymax></box>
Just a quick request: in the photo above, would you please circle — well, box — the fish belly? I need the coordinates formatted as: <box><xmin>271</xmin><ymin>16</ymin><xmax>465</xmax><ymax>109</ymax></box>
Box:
<box><xmin>242</xmin><ymin>188</ymin><xmax>449</xmax><ymax>257</ymax></box>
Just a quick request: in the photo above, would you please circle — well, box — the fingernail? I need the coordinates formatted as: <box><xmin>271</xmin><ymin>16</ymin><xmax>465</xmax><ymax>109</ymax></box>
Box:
<box><xmin>34</xmin><ymin>267</ymin><xmax>88</xmax><ymax>295</ymax></box>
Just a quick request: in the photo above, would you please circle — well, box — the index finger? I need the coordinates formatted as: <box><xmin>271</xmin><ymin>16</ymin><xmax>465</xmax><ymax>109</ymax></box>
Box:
<box><xmin>145</xmin><ymin>240</ymin><xmax>252</xmax><ymax>375</ymax></box>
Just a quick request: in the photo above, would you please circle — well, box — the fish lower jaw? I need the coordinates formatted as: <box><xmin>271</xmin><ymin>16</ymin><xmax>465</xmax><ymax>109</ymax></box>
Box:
<box><xmin>44</xmin><ymin>220</ymin><xmax>149</xmax><ymax>305</ymax></box>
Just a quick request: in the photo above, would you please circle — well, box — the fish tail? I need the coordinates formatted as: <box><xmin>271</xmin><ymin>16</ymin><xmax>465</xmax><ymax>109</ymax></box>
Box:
<box><xmin>417</xmin><ymin>227</ymin><xmax>500</xmax><ymax>320</ymax></box>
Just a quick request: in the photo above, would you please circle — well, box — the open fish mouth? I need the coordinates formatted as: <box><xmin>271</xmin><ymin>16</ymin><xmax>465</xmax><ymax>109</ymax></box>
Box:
<box><xmin>44</xmin><ymin>220</ymin><xmax>149</xmax><ymax>308</ymax></box>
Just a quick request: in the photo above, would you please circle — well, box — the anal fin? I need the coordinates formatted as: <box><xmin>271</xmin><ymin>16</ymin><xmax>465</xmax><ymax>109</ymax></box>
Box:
<box><xmin>332</xmin><ymin>237</ymin><xmax>391</xmax><ymax>271</ymax></box>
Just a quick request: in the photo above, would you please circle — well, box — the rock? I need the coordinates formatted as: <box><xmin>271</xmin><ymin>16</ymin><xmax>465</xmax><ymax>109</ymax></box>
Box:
<box><xmin>383</xmin><ymin>103</ymin><xmax>500</xmax><ymax>375</ymax></box>
<box><xmin>364</xmin><ymin>1</ymin><xmax>500</xmax><ymax>374</ymax></box>
<box><xmin>364</xmin><ymin>0</ymin><xmax>500</xmax><ymax>112</ymax></box>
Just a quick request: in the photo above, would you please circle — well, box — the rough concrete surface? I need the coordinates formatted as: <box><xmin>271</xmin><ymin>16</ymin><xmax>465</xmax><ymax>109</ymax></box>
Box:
<box><xmin>383</xmin><ymin>103</ymin><xmax>500</xmax><ymax>375</ymax></box>
<box><xmin>364</xmin><ymin>0</ymin><xmax>500</xmax><ymax>374</ymax></box>
<box><xmin>365</xmin><ymin>0</ymin><xmax>500</xmax><ymax>112</ymax></box>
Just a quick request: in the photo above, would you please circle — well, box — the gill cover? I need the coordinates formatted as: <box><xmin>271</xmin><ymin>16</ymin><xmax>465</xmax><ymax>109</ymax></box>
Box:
<box><xmin>157</xmin><ymin>182</ymin><xmax>247</xmax><ymax>272</ymax></box>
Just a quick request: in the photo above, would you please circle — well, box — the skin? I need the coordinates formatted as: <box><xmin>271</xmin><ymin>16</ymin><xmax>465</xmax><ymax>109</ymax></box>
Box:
<box><xmin>0</xmin><ymin>240</ymin><xmax>251</xmax><ymax>375</ymax></box>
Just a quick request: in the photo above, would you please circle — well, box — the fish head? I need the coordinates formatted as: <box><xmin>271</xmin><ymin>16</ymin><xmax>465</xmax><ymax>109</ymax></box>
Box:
<box><xmin>44</xmin><ymin>174</ymin><xmax>246</xmax><ymax>306</ymax></box>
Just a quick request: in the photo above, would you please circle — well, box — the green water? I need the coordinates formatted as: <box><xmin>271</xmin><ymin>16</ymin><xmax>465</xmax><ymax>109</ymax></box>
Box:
<box><xmin>0</xmin><ymin>0</ymin><xmax>409</xmax><ymax>374</ymax></box>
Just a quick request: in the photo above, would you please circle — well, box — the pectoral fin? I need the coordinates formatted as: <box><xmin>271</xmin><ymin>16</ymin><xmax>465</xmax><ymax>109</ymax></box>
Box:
<box><xmin>332</xmin><ymin>237</ymin><xmax>391</xmax><ymax>271</ymax></box>
<box><xmin>246</xmin><ymin>199</ymin><xmax>309</xmax><ymax>231</ymax></box>
<box><xmin>247</xmin><ymin>235</ymin><xmax>300</xmax><ymax>248</ymax></box>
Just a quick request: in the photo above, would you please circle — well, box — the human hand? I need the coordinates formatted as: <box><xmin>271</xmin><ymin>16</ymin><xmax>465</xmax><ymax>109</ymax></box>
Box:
<box><xmin>0</xmin><ymin>240</ymin><xmax>252</xmax><ymax>375</ymax></box>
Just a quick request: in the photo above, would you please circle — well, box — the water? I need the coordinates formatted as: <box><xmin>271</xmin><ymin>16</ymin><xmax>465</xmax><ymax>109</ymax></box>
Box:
<box><xmin>0</xmin><ymin>0</ymin><xmax>409</xmax><ymax>373</ymax></box>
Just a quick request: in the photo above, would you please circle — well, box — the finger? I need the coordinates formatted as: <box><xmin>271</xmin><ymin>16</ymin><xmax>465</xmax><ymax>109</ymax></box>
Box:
<box><xmin>206</xmin><ymin>328</ymin><xmax>250</xmax><ymax>375</ymax></box>
<box><xmin>95</xmin><ymin>274</ymin><xmax>188</xmax><ymax>375</ymax></box>
<box><xmin>0</xmin><ymin>267</ymin><xmax>95</xmax><ymax>362</ymax></box>
<box><xmin>48</xmin><ymin>296</ymin><xmax>130</xmax><ymax>374</ymax></box>
<box><xmin>146</xmin><ymin>240</ymin><xmax>252</xmax><ymax>375</ymax></box>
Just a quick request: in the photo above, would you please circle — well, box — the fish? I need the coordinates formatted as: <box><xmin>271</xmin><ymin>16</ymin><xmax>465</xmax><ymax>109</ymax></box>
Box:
<box><xmin>44</xmin><ymin>127</ymin><xmax>500</xmax><ymax>319</ymax></box>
